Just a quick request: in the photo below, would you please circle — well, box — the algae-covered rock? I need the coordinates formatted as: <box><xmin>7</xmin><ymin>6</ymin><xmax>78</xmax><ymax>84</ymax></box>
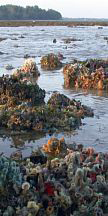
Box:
<box><xmin>0</xmin><ymin>76</ymin><xmax>45</xmax><ymax>106</ymax></box>
<box><xmin>0</xmin><ymin>92</ymin><xmax>93</xmax><ymax>132</ymax></box>
<box><xmin>13</xmin><ymin>58</ymin><xmax>40</xmax><ymax>80</ymax></box>
<box><xmin>48</xmin><ymin>92</ymin><xmax>93</xmax><ymax>116</ymax></box>
<box><xmin>63</xmin><ymin>59</ymin><xmax>108</xmax><ymax>89</ymax></box>
<box><xmin>40</xmin><ymin>53</ymin><xmax>62</xmax><ymax>70</ymax></box>
<box><xmin>47</xmin><ymin>92</ymin><xmax>70</xmax><ymax>108</ymax></box>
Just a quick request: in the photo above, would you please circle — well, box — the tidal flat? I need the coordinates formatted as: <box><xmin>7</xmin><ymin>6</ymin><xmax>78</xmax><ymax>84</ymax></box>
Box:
<box><xmin>0</xmin><ymin>24</ymin><xmax>108</xmax><ymax>155</ymax></box>
<box><xmin>0</xmin><ymin>20</ymin><xmax>108</xmax><ymax>27</ymax></box>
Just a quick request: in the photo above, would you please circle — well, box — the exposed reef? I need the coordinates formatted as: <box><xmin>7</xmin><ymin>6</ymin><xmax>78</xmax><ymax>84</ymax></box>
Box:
<box><xmin>41</xmin><ymin>53</ymin><xmax>62</xmax><ymax>70</ymax></box>
<box><xmin>63</xmin><ymin>59</ymin><xmax>108</xmax><ymax>90</ymax></box>
<box><xmin>0</xmin><ymin>138</ymin><xmax>108</xmax><ymax>215</ymax></box>
<box><xmin>13</xmin><ymin>58</ymin><xmax>40</xmax><ymax>81</ymax></box>
<box><xmin>0</xmin><ymin>77</ymin><xmax>93</xmax><ymax>132</ymax></box>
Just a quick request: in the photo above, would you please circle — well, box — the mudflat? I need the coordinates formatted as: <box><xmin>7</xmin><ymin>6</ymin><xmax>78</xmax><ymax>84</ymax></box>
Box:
<box><xmin>0</xmin><ymin>20</ymin><xmax>108</xmax><ymax>27</ymax></box>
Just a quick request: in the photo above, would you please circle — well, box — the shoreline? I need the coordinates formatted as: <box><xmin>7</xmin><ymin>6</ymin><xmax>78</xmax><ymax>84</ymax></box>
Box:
<box><xmin>0</xmin><ymin>20</ymin><xmax>108</xmax><ymax>27</ymax></box>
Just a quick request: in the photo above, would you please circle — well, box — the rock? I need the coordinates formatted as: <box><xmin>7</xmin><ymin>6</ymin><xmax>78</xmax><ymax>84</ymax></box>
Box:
<box><xmin>13</xmin><ymin>45</ymin><xmax>19</xmax><ymax>48</ymax></box>
<box><xmin>0</xmin><ymin>51</ymin><xmax>5</xmax><ymax>55</ymax></box>
<box><xmin>47</xmin><ymin>92</ymin><xmax>70</xmax><ymax>108</ymax></box>
<box><xmin>0</xmin><ymin>78</ymin><xmax>93</xmax><ymax>132</ymax></box>
<box><xmin>40</xmin><ymin>53</ymin><xmax>62</xmax><ymax>70</ymax></box>
<box><xmin>24</xmin><ymin>54</ymin><xmax>36</xmax><ymax>59</ymax></box>
<box><xmin>0</xmin><ymin>75</ymin><xmax>45</xmax><ymax>107</ymax></box>
<box><xmin>13</xmin><ymin>58</ymin><xmax>40</xmax><ymax>80</ymax></box>
<box><xmin>98</xmin><ymin>26</ymin><xmax>103</xmax><ymax>29</ymax></box>
<box><xmin>19</xmin><ymin>35</ymin><xmax>25</xmax><ymax>39</ymax></box>
<box><xmin>5</xmin><ymin>64</ymin><xmax>14</xmax><ymax>70</ymax></box>
<box><xmin>0</xmin><ymin>38</ymin><xmax>7</xmax><ymax>42</ymax></box>
<box><xmin>63</xmin><ymin>59</ymin><xmax>108</xmax><ymax>89</ymax></box>
<box><xmin>104</xmin><ymin>37</ymin><xmax>108</xmax><ymax>40</ymax></box>
<box><xmin>62</xmin><ymin>38</ymin><xmax>82</xmax><ymax>44</ymax></box>
<box><xmin>53</xmin><ymin>38</ymin><xmax>56</xmax><ymax>43</ymax></box>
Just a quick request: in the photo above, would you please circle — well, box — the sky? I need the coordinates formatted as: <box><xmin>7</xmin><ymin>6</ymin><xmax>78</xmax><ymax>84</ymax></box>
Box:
<box><xmin>0</xmin><ymin>0</ymin><xmax>108</xmax><ymax>18</ymax></box>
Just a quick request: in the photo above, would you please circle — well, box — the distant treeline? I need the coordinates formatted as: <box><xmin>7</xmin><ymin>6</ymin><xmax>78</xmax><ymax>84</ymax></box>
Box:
<box><xmin>0</xmin><ymin>5</ymin><xmax>62</xmax><ymax>20</ymax></box>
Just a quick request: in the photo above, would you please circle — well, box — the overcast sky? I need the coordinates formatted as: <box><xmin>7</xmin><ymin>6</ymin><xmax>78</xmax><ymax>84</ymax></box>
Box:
<box><xmin>0</xmin><ymin>0</ymin><xmax>108</xmax><ymax>18</ymax></box>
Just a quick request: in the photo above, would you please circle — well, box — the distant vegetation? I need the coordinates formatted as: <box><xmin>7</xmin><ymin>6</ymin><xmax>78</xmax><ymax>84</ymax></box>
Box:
<box><xmin>0</xmin><ymin>5</ymin><xmax>62</xmax><ymax>20</ymax></box>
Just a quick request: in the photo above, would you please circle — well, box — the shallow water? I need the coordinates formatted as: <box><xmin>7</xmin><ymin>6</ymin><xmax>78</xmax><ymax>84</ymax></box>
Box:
<box><xmin>0</xmin><ymin>25</ymin><xmax>108</xmax><ymax>156</ymax></box>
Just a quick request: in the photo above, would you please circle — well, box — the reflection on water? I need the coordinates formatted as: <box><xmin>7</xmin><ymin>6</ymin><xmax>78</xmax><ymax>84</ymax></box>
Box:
<box><xmin>0</xmin><ymin>25</ymin><xmax>108</xmax><ymax>155</ymax></box>
<box><xmin>0</xmin><ymin>131</ymin><xmax>47</xmax><ymax>157</ymax></box>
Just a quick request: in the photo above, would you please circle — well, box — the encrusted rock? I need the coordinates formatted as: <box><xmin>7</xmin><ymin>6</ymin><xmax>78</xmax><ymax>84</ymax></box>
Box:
<box><xmin>41</xmin><ymin>53</ymin><xmax>62</xmax><ymax>70</ymax></box>
<box><xmin>63</xmin><ymin>59</ymin><xmax>108</xmax><ymax>89</ymax></box>
<box><xmin>0</xmin><ymin>141</ymin><xmax>108</xmax><ymax>215</ymax></box>
<box><xmin>0</xmin><ymin>76</ymin><xmax>45</xmax><ymax>106</ymax></box>
<box><xmin>13</xmin><ymin>58</ymin><xmax>40</xmax><ymax>80</ymax></box>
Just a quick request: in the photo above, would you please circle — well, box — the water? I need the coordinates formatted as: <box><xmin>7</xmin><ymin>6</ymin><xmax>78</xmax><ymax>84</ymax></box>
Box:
<box><xmin>0</xmin><ymin>25</ymin><xmax>108</xmax><ymax>156</ymax></box>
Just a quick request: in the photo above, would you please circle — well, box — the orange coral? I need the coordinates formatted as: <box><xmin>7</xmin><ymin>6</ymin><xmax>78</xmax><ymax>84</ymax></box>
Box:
<box><xmin>97</xmin><ymin>80</ymin><xmax>103</xmax><ymax>90</ymax></box>
<box><xmin>42</xmin><ymin>137</ymin><xmax>66</xmax><ymax>155</ymax></box>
